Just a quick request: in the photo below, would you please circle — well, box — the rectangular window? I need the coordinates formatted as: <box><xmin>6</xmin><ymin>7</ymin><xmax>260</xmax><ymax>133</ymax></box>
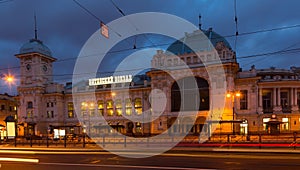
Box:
<box><xmin>240</xmin><ymin>90</ymin><xmax>248</xmax><ymax>110</ymax></box>
<box><xmin>9</xmin><ymin>106</ymin><xmax>13</xmax><ymax>112</ymax></box>
<box><xmin>115</xmin><ymin>99</ymin><xmax>122</xmax><ymax>116</ymax></box>
<box><xmin>263</xmin><ymin>91</ymin><xmax>272</xmax><ymax>113</ymax></box>
<box><xmin>281</xmin><ymin>118</ymin><xmax>289</xmax><ymax>131</ymax></box>
<box><xmin>97</xmin><ymin>100</ymin><xmax>104</xmax><ymax>116</ymax></box>
<box><xmin>27</xmin><ymin>111</ymin><xmax>33</xmax><ymax>118</ymax></box>
<box><xmin>1</xmin><ymin>105</ymin><xmax>5</xmax><ymax>110</ymax></box>
<box><xmin>134</xmin><ymin>98</ymin><xmax>142</xmax><ymax>115</ymax></box>
<box><xmin>125</xmin><ymin>98</ymin><xmax>132</xmax><ymax>116</ymax></box>
<box><xmin>106</xmin><ymin>100</ymin><xmax>114</xmax><ymax>116</ymax></box>
<box><xmin>68</xmin><ymin>102</ymin><xmax>74</xmax><ymax>118</ymax></box>
<box><xmin>263</xmin><ymin>118</ymin><xmax>270</xmax><ymax>132</ymax></box>
<box><xmin>281</xmin><ymin>92</ymin><xmax>288</xmax><ymax>107</ymax></box>
<box><xmin>27</xmin><ymin>101</ymin><xmax>33</xmax><ymax>109</ymax></box>
<box><xmin>281</xmin><ymin>91</ymin><xmax>290</xmax><ymax>113</ymax></box>
<box><xmin>47</xmin><ymin>111</ymin><xmax>54</xmax><ymax>118</ymax></box>
<box><xmin>47</xmin><ymin>111</ymin><xmax>50</xmax><ymax>118</ymax></box>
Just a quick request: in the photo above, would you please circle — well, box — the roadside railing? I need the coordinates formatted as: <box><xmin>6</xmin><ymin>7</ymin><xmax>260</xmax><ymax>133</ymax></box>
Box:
<box><xmin>0</xmin><ymin>133</ymin><xmax>299</xmax><ymax>149</ymax></box>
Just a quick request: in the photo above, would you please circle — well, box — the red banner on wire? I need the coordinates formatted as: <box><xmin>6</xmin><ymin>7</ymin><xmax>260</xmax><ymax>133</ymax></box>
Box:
<box><xmin>100</xmin><ymin>22</ymin><xmax>109</xmax><ymax>39</ymax></box>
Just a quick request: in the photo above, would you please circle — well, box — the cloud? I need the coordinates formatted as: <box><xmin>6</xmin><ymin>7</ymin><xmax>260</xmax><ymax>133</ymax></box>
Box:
<box><xmin>1</xmin><ymin>0</ymin><xmax>300</xmax><ymax>94</ymax></box>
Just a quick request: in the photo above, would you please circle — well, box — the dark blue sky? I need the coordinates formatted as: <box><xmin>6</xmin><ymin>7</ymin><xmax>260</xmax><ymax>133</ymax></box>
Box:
<box><xmin>1</xmin><ymin>0</ymin><xmax>300</xmax><ymax>94</ymax></box>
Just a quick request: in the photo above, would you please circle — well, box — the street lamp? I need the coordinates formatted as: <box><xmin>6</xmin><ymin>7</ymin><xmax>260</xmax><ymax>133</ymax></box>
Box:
<box><xmin>226</xmin><ymin>91</ymin><xmax>241</xmax><ymax>135</ymax></box>
<box><xmin>1</xmin><ymin>73</ymin><xmax>15</xmax><ymax>85</ymax></box>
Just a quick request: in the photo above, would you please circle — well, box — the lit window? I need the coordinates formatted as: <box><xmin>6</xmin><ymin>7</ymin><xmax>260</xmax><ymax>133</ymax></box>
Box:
<box><xmin>125</xmin><ymin>98</ymin><xmax>132</xmax><ymax>116</ymax></box>
<box><xmin>134</xmin><ymin>98</ymin><xmax>142</xmax><ymax>115</ymax></box>
<box><xmin>27</xmin><ymin>111</ymin><xmax>33</xmax><ymax>118</ymax></box>
<box><xmin>281</xmin><ymin>118</ymin><xmax>289</xmax><ymax>131</ymax></box>
<box><xmin>67</xmin><ymin>102</ymin><xmax>74</xmax><ymax>118</ymax></box>
<box><xmin>115</xmin><ymin>99</ymin><xmax>122</xmax><ymax>116</ymax></box>
<box><xmin>263</xmin><ymin>118</ymin><xmax>270</xmax><ymax>131</ymax></box>
<box><xmin>106</xmin><ymin>100</ymin><xmax>114</xmax><ymax>116</ymax></box>
<box><xmin>97</xmin><ymin>100</ymin><xmax>104</xmax><ymax>116</ymax></box>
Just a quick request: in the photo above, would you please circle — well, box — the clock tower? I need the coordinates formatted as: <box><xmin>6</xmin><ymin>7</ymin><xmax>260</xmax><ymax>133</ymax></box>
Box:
<box><xmin>16</xmin><ymin>38</ymin><xmax>56</xmax><ymax>86</ymax></box>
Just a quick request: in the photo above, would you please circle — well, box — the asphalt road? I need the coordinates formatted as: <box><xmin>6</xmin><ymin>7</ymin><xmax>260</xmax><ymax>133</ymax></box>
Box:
<box><xmin>0</xmin><ymin>150</ymin><xmax>300</xmax><ymax>170</ymax></box>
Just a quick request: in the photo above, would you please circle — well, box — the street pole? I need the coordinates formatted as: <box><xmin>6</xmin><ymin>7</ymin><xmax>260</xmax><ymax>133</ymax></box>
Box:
<box><xmin>83</xmin><ymin>132</ymin><xmax>85</xmax><ymax>148</ymax></box>
<box><xmin>233</xmin><ymin>105</ymin><xmax>235</xmax><ymax>135</ymax></box>
<box><xmin>46</xmin><ymin>129</ymin><xmax>49</xmax><ymax>148</ymax></box>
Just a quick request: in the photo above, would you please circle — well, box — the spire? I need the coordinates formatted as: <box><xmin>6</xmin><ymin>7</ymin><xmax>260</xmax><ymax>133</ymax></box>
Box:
<box><xmin>34</xmin><ymin>12</ymin><xmax>38</xmax><ymax>40</ymax></box>
<box><xmin>198</xmin><ymin>14</ymin><xmax>202</xmax><ymax>30</ymax></box>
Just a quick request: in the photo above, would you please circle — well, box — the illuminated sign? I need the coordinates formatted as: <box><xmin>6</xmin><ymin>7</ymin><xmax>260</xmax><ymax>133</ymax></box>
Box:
<box><xmin>89</xmin><ymin>75</ymin><xmax>133</xmax><ymax>86</ymax></box>
<box><xmin>7</xmin><ymin>122</ymin><xmax>15</xmax><ymax>137</ymax></box>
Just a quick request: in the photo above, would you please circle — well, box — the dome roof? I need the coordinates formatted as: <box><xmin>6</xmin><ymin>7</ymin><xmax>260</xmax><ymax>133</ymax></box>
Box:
<box><xmin>19</xmin><ymin>39</ymin><xmax>52</xmax><ymax>57</ymax></box>
<box><xmin>166</xmin><ymin>28</ymin><xmax>231</xmax><ymax>55</ymax></box>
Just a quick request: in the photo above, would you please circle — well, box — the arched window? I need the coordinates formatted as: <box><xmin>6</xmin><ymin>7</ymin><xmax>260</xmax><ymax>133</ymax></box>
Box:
<box><xmin>171</xmin><ymin>77</ymin><xmax>209</xmax><ymax>112</ymax></box>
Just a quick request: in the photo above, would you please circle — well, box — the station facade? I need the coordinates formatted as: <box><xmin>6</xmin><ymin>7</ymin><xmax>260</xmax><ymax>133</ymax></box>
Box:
<box><xmin>15</xmin><ymin>29</ymin><xmax>300</xmax><ymax>138</ymax></box>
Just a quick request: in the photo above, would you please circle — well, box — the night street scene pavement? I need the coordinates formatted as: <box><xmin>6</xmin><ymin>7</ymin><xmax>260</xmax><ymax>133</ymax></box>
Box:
<box><xmin>1</xmin><ymin>0</ymin><xmax>300</xmax><ymax>169</ymax></box>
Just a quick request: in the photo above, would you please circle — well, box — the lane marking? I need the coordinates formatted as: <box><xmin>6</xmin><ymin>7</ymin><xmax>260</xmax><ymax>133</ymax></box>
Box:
<box><xmin>0</xmin><ymin>157</ymin><xmax>39</xmax><ymax>163</ymax></box>
<box><xmin>39</xmin><ymin>162</ymin><xmax>212</xmax><ymax>170</ymax></box>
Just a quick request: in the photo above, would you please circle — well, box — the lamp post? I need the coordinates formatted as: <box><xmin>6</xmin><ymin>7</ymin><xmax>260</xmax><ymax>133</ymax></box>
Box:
<box><xmin>82</xmin><ymin>124</ymin><xmax>86</xmax><ymax>148</ymax></box>
<box><xmin>81</xmin><ymin>102</ymin><xmax>94</xmax><ymax>136</ymax></box>
<box><xmin>226</xmin><ymin>91</ymin><xmax>241</xmax><ymax>135</ymax></box>
<box><xmin>47</xmin><ymin>127</ymin><xmax>50</xmax><ymax>147</ymax></box>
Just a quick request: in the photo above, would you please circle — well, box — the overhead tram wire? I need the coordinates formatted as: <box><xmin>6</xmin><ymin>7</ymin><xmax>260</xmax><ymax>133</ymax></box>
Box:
<box><xmin>72</xmin><ymin>0</ymin><xmax>122</xmax><ymax>38</ymax></box>
<box><xmin>109</xmin><ymin>0</ymin><xmax>157</xmax><ymax>49</ymax></box>
<box><xmin>2</xmin><ymin>22</ymin><xmax>300</xmax><ymax>72</ymax></box>
<box><xmin>12</xmin><ymin>47</ymin><xmax>300</xmax><ymax>80</ymax></box>
<box><xmin>243</xmin><ymin>40</ymin><xmax>300</xmax><ymax>67</ymax></box>
<box><xmin>54</xmin><ymin>23</ymin><xmax>300</xmax><ymax>63</ymax></box>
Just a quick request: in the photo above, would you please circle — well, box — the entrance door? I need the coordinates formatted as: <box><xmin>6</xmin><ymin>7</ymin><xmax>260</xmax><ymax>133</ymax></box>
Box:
<box><xmin>269</xmin><ymin>123</ymin><xmax>280</xmax><ymax>134</ymax></box>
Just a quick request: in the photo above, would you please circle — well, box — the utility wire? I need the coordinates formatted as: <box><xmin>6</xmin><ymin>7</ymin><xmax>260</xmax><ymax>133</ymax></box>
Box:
<box><xmin>109</xmin><ymin>0</ymin><xmax>157</xmax><ymax>49</ymax></box>
<box><xmin>6</xmin><ymin>46</ymin><xmax>300</xmax><ymax>81</ymax></box>
<box><xmin>2</xmin><ymin>23</ymin><xmax>300</xmax><ymax>72</ymax></box>
<box><xmin>72</xmin><ymin>0</ymin><xmax>122</xmax><ymax>37</ymax></box>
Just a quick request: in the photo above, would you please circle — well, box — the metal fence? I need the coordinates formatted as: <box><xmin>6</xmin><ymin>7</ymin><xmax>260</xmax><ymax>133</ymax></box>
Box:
<box><xmin>1</xmin><ymin>133</ymin><xmax>300</xmax><ymax>148</ymax></box>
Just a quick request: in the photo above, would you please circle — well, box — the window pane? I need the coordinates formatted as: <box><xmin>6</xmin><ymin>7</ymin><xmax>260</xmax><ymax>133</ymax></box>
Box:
<box><xmin>97</xmin><ymin>100</ymin><xmax>104</xmax><ymax>116</ymax></box>
<box><xmin>134</xmin><ymin>98</ymin><xmax>142</xmax><ymax>115</ymax></box>
<box><xmin>240</xmin><ymin>90</ymin><xmax>248</xmax><ymax>110</ymax></box>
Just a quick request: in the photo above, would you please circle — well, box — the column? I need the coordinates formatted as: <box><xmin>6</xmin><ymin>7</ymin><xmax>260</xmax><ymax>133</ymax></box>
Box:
<box><xmin>277</xmin><ymin>88</ymin><xmax>281</xmax><ymax>106</ymax></box>
<box><xmin>292</xmin><ymin>88</ymin><xmax>298</xmax><ymax>112</ymax></box>
<box><xmin>273</xmin><ymin>88</ymin><xmax>277</xmax><ymax>106</ymax></box>
<box><xmin>290</xmin><ymin>88</ymin><xmax>294</xmax><ymax>106</ymax></box>
<box><xmin>259</xmin><ymin>88</ymin><xmax>263</xmax><ymax>107</ymax></box>
<box><xmin>294</xmin><ymin>88</ymin><xmax>298</xmax><ymax>106</ymax></box>
<box><xmin>258</xmin><ymin>87</ymin><xmax>263</xmax><ymax>114</ymax></box>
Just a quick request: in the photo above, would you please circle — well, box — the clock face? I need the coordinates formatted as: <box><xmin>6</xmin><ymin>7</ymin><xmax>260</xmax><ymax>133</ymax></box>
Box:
<box><xmin>26</xmin><ymin>64</ymin><xmax>31</xmax><ymax>71</ymax></box>
<box><xmin>43</xmin><ymin>65</ymin><xmax>48</xmax><ymax>72</ymax></box>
